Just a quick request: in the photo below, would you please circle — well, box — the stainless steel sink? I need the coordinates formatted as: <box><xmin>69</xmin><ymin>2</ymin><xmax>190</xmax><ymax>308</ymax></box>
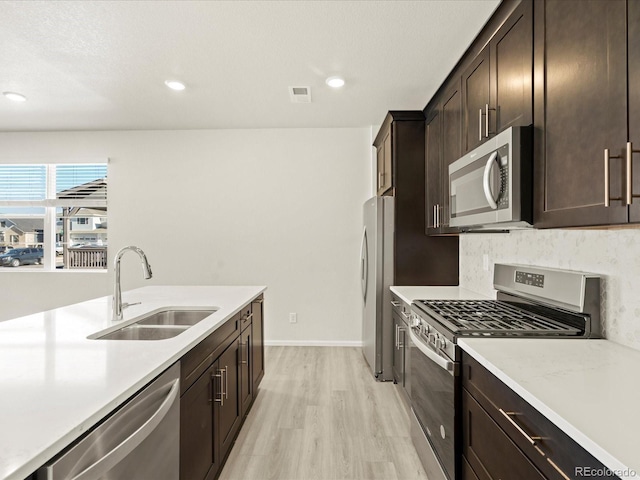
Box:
<box><xmin>90</xmin><ymin>308</ymin><xmax>217</xmax><ymax>340</ymax></box>
<box><xmin>98</xmin><ymin>324</ymin><xmax>188</xmax><ymax>341</ymax></box>
<box><xmin>135</xmin><ymin>309</ymin><xmax>215</xmax><ymax>327</ymax></box>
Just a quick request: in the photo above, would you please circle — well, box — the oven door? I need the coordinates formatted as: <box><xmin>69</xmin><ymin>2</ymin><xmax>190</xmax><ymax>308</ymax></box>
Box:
<box><xmin>409</xmin><ymin>327</ymin><xmax>458</xmax><ymax>480</ymax></box>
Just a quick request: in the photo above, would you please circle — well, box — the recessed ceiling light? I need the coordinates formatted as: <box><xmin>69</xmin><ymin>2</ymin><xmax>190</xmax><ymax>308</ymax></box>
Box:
<box><xmin>164</xmin><ymin>80</ymin><xmax>186</xmax><ymax>91</ymax></box>
<box><xmin>3</xmin><ymin>91</ymin><xmax>27</xmax><ymax>102</ymax></box>
<box><xmin>326</xmin><ymin>76</ymin><xmax>345</xmax><ymax>88</ymax></box>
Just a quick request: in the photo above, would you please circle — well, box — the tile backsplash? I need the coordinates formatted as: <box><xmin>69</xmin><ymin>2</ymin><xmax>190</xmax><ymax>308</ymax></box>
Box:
<box><xmin>460</xmin><ymin>228</ymin><xmax>640</xmax><ymax>351</ymax></box>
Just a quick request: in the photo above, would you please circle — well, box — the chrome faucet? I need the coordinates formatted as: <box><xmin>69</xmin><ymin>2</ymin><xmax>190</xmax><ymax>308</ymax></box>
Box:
<box><xmin>113</xmin><ymin>246</ymin><xmax>153</xmax><ymax>321</ymax></box>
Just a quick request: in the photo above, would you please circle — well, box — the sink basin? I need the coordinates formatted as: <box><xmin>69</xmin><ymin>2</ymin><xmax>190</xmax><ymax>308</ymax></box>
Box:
<box><xmin>90</xmin><ymin>308</ymin><xmax>218</xmax><ymax>340</ymax></box>
<box><xmin>98</xmin><ymin>325</ymin><xmax>187</xmax><ymax>341</ymax></box>
<box><xmin>135</xmin><ymin>309</ymin><xmax>216</xmax><ymax>327</ymax></box>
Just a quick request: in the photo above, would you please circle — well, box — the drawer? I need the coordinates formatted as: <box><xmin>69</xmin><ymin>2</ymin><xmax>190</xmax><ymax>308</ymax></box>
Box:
<box><xmin>240</xmin><ymin>304</ymin><xmax>252</xmax><ymax>331</ymax></box>
<box><xmin>462</xmin><ymin>352</ymin><xmax>617</xmax><ymax>480</ymax></box>
<box><xmin>462</xmin><ymin>388</ymin><xmax>546</xmax><ymax>480</ymax></box>
<box><xmin>180</xmin><ymin>311</ymin><xmax>240</xmax><ymax>394</ymax></box>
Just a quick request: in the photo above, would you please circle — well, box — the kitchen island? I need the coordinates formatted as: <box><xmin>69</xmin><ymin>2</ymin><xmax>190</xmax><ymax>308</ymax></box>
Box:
<box><xmin>0</xmin><ymin>285</ymin><xmax>265</xmax><ymax>480</ymax></box>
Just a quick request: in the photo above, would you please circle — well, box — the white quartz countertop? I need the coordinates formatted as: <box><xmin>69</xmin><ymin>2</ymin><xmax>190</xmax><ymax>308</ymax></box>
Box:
<box><xmin>390</xmin><ymin>285</ymin><xmax>491</xmax><ymax>305</ymax></box>
<box><xmin>459</xmin><ymin>338</ymin><xmax>640</xmax><ymax>479</ymax></box>
<box><xmin>0</xmin><ymin>285</ymin><xmax>266</xmax><ymax>480</ymax></box>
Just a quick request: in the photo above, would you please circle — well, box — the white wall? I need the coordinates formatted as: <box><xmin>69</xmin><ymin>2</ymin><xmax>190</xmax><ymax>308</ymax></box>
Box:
<box><xmin>460</xmin><ymin>229</ymin><xmax>640</xmax><ymax>351</ymax></box>
<box><xmin>0</xmin><ymin>128</ymin><xmax>371</xmax><ymax>345</ymax></box>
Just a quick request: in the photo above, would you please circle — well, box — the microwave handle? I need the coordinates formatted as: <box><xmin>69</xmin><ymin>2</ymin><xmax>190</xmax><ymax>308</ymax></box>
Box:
<box><xmin>482</xmin><ymin>151</ymin><xmax>499</xmax><ymax>210</ymax></box>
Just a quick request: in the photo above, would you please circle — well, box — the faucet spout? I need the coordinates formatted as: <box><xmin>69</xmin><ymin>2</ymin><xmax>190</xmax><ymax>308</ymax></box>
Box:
<box><xmin>113</xmin><ymin>246</ymin><xmax>153</xmax><ymax>321</ymax></box>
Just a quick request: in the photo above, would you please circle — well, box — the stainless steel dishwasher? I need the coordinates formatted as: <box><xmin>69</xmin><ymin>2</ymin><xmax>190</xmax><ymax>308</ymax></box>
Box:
<box><xmin>37</xmin><ymin>362</ymin><xmax>180</xmax><ymax>480</ymax></box>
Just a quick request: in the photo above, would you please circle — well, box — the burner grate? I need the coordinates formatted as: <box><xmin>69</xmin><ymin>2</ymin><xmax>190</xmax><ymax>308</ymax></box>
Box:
<box><xmin>416</xmin><ymin>300</ymin><xmax>581</xmax><ymax>336</ymax></box>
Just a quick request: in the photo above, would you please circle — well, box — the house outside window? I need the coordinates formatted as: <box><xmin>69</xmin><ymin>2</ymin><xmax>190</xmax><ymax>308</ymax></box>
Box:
<box><xmin>0</xmin><ymin>162</ymin><xmax>108</xmax><ymax>270</ymax></box>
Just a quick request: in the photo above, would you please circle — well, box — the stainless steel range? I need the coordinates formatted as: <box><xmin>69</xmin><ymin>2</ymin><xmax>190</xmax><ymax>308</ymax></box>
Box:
<box><xmin>407</xmin><ymin>264</ymin><xmax>601</xmax><ymax>480</ymax></box>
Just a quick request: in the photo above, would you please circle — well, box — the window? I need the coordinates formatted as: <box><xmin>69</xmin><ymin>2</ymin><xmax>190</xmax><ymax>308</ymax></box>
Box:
<box><xmin>0</xmin><ymin>162</ymin><xmax>107</xmax><ymax>270</ymax></box>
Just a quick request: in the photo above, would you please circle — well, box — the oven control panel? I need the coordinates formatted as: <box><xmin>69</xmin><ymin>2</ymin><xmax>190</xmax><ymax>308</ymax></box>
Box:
<box><xmin>515</xmin><ymin>270</ymin><xmax>544</xmax><ymax>288</ymax></box>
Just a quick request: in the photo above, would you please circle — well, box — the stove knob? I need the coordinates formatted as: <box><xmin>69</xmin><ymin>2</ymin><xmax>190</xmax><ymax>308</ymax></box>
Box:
<box><xmin>437</xmin><ymin>337</ymin><xmax>447</xmax><ymax>349</ymax></box>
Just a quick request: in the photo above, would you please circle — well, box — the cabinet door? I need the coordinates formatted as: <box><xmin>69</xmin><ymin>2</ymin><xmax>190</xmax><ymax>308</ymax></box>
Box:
<box><xmin>376</xmin><ymin>130</ymin><xmax>393</xmax><ymax>195</ymax></box>
<box><xmin>251</xmin><ymin>297</ymin><xmax>264</xmax><ymax>391</ymax></box>
<box><xmin>533</xmin><ymin>0</ymin><xmax>628</xmax><ymax>227</ymax></box>
<box><xmin>217</xmin><ymin>339</ymin><xmax>241</xmax><ymax>461</ymax></box>
<box><xmin>441</xmin><ymin>79</ymin><xmax>462</xmax><ymax>226</ymax></box>
<box><xmin>462</xmin><ymin>389</ymin><xmax>546</xmax><ymax>480</ymax></box>
<box><xmin>376</xmin><ymin>146</ymin><xmax>385</xmax><ymax>194</ymax></box>
<box><xmin>239</xmin><ymin>326</ymin><xmax>253</xmax><ymax>416</ymax></box>
<box><xmin>490</xmin><ymin>0</ymin><xmax>532</xmax><ymax>133</ymax></box>
<box><xmin>463</xmin><ymin>47</ymin><xmax>491</xmax><ymax>153</ymax></box>
<box><xmin>628</xmin><ymin>0</ymin><xmax>640</xmax><ymax>222</ymax></box>
<box><xmin>180</xmin><ymin>365</ymin><xmax>217</xmax><ymax>480</ymax></box>
<box><xmin>425</xmin><ymin>107</ymin><xmax>442</xmax><ymax>232</ymax></box>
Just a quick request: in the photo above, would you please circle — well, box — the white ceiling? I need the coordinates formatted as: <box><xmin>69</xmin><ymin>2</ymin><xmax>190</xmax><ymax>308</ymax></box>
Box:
<box><xmin>1</xmin><ymin>0</ymin><xmax>500</xmax><ymax>131</ymax></box>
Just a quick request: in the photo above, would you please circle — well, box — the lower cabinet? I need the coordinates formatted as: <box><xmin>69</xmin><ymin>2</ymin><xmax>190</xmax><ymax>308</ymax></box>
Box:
<box><xmin>179</xmin><ymin>298</ymin><xmax>264</xmax><ymax>480</ymax></box>
<box><xmin>461</xmin><ymin>352</ymin><xmax>619</xmax><ymax>480</ymax></box>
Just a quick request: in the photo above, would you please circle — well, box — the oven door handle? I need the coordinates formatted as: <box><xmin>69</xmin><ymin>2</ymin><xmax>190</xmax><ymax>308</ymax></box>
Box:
<box><xmin>409</xmin><ymin>328</ymin><xmax>456</xmax><ymax>374</ymax></box>
<box><xmin>482</xmin><ymin>151</ymin><xmax>499</xmax><ymax>210</ymax></box>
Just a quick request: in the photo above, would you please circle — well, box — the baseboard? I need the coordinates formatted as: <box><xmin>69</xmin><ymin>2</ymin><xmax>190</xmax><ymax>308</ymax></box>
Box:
<box><xmin>264</xmin><ymin>340</ymin><xmax>363</xmax><ymax>347</ymax></box>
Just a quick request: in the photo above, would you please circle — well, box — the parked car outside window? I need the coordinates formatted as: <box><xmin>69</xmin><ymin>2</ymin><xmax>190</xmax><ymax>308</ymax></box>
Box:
<box><xmin>0</xmin><ymin>248</ymin><xmax>44</xmax><ymax>267</ymax></box>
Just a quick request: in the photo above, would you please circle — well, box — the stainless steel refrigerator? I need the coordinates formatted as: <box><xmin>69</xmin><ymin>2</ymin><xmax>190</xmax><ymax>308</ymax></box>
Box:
<box><xmin>361</xmin><ymin>196</ymin><xmax>395</xmax><ymax>381</ymax></box>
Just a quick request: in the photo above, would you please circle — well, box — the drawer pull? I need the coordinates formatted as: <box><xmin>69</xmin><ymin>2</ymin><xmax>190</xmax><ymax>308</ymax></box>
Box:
<box><xmin>498</xmin><ymin>408</ymin><xmax>542</xmax><ymax>446</ymax></box>
<box><xmin>391</xmin><ymin>301</ymin><xmax>402</xmax><ymax>308</ymax></box>
<box><xmin>547</xmin><ymin>458</ymin><xmax>571</xmax><ymax>480</ymax></box>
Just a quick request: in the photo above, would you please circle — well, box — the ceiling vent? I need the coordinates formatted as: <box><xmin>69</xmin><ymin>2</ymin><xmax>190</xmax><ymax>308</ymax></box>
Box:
<box><xmin>289</xmin><ymin>86</ymin><xmax>311</xmax><ymax>103</ymax></box>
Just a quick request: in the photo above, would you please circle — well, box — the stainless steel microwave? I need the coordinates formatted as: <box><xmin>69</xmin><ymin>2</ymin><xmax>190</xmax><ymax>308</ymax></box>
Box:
<box><xmin>449</xmin><ymin>126</ymin><xmax>532</xmax><ymax>230</ymax></box>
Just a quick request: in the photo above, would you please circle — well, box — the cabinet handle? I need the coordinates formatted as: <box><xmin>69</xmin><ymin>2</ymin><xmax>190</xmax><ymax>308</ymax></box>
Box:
<box><xmin>254</xmin><ymin>297</ymin><xmax>263</xmax><ymax>304</ymax></box>
<box><xmin>485</xmin><ymin>104</ymin><xmax>490</xmax><ymax>139</ymax></box>
<box><xmin>547</xmin><ymin>458</ymin><xmax>571</xmax><ymax>480</ymax></box>
<box><xmin>213</xmin><ymin>370</ymin><xmax>224</xmax><ymax>406</ymax></box>
<box><xmin>378</xmin><ymin>172</ymin><xmax>383</xmax><ymax>190</ymax></box>
<box><xmin>479</xmin><ymin>108</ymin><xmax>483</xmax><ymax>141</ymax></box>
<box><xmin>498</xmin><ymin>409</ymin><xmax>542</xmax><ymax>446</ymax></box>
<box><xmin>391</xmin><ymin>301</ymin><xmax>402</xmax><ymax>308</ymax></box>
<box><xmin>398</xmin><ymin>327</ymin><xmax>405</xmax><ymax>348</ymax></box>
<box><xmin>604</xmin><ymin>148</ymin><xmax>623</xmax><ymax>207</ymax></box>
<box><xmin>625</xmin><ymin>142</ymin><xmax>640</xmax><ymax>205</ymax></box>
<box><xmin>240</xmin><ymin>342</ymin><xmax>249</xmax><ymax>364</ymax></box>
<box><xmin>243</xmin><ymin>313</ymin><xmax>253</xmax><ymax>322</ymax></box>
<box><xmin>436</xmin><ymin>204</ymin><xmax>441</xmax><ymax>228</ymax></box>
<box><xmin>224</xmin><ymin>365</ymin><xmax>228</xmax><ymax>400</ymax></box>
<box><xmin>395</xmin><ymin>324</ymin><xmax>399</xmax><ymax>349</ymax></box>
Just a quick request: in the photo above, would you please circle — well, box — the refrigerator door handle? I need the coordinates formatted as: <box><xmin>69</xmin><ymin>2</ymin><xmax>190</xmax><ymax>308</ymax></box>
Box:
<box><xmin>360</xmin><ymin>227</ymin><xmax>368</xmax><ymax>301</ymax></box>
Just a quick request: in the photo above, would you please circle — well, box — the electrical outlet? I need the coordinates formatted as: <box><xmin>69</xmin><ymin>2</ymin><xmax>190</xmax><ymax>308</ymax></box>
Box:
<box><xmin>289</xmin><ymin>313</ymin><xmax>297</xmax><ymax>324</ymax></box>
<box><xmin>483</xmin><ymin>254</ymin><xmax>489</xmax><ymax>271</ymax></box>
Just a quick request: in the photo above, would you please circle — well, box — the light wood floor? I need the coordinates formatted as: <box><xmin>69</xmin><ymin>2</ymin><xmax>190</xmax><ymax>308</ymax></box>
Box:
<box><xmin>219</xmin><ymin>346</ymin><xmax>429</xmax><ymax>480</ymax></box>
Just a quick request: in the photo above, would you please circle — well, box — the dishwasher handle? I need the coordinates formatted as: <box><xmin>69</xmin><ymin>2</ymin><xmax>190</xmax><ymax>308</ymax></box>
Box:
<box><xmin>70</xmin><ymin>378</ymin><xmax>180</xmax><ymax>480</ymax></box>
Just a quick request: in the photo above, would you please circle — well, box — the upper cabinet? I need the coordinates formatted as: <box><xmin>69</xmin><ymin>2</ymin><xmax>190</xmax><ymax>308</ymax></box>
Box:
<box><xmin>425</xmin><ymin>0</ymin><xmax>532</xmax><ymax>234</ymax></box>
<box><xmin>533</xmin><ymin>0</ymin><xmax>630</xmax><ymax>227</ymax></box>
<box><xmin>426</xmin><ymin>79</ymin><xmax>463</xmax><ymax>234</ymax></box>
<box><xmin>374</xmin><ymin>111</ymin><xmax>425</xmax><ymax>197</ymax></box>
<box><xmin>462</xmin><ymin>0</ymin><xmax>533</xmax><ymax>155</ymax></box>
<box><xmin>374</xmin><ymin>123</ymin><xmax>393</xmax><ymax>196</ymax></box>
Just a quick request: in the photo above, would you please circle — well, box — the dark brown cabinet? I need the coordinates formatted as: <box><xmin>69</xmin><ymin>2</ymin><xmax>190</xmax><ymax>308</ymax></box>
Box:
<box><xmin>376</xmin><ymin>128</ymin><xmax>393</xmax><ymax>195</ymax></box>
<box><xmin>463</xmin><ymin>0</ymin><xmax>533</xmax><ymax>155</ymax></box>
<box><xmin>461</xmin><ymin>352</ymin><xmax>619</xmax><ymax>480</ymax></box>
<box><xmin>533</xmin><ymin>0</ymin><xmax>629</xmax><ymax>227</ymax></box>
<box><xmin>462</xmin><ymin>47</ymin><xmax>491</xmax><ymax>154</ymax></box>
<box><xmin>251</xmin><ymin>295</ymin><xmax>264</xmax><ymax>392</ymax></box>
<box><xmin>179</xmin><ymin>298</ymin><xmax>264</xmax><ymax>480</ymax></box>
<box><xmin>374</xmin><ymin>111</ymin><xmax>459</xmax><ymax>285</ymax></box>
<box><xmin>490</xmin><ymin>0</ymin><xmax>533</xmax><ymax>134</ymax></box>
<box><xmin>180</xmin><ymin>363</ymin><xmax>217</xmax><ymax>480</ymax></box>
<box><xmin>425</xmin><ymin>79</ymin><xmax>462</xmax><ymax>233</ymax></box>
<box><xmin>239</xmin><ymin>325</ymin><xmax>252</xmax><ymax>416</ymax></box>
<box><xmin>424</xmin><ymin>0</ymin><xmax>532</xmax><ymax>234</ymax></box>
